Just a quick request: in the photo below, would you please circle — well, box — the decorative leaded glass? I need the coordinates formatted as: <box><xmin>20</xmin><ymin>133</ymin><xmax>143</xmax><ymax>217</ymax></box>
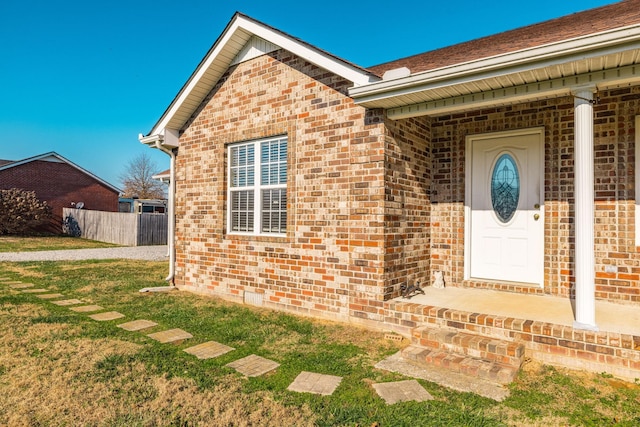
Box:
<box><xmin>491</xmin><ymin>153</ymin><xmax>520</xmax><ymax>223</ymax></box>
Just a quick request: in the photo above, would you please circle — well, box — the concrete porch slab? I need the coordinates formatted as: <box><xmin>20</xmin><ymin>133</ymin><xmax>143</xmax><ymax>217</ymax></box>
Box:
<box><xmin>89</xmin><ymin>311</ymin><xmax>125</xmax><ymax>321</ymax></box>
<box><xmin>372</xmin><ymin>379</ymin><xmax>434</xmax><ymax>404</ymax></box>
<box><xmin>184</xmin><ymin>341</ymin><xmax>235</xmax><ymax>360</ymax></box>
<box><xmin>287</xmin><ymin>371</ymin><xmax>342</xmax><ymax>396</ymax></box>
<box><xmin>117</xmin><ymin>319</ymin><xmax>158</xmax><ymax>331</ymax></box>
<box><xmin>226</xmin><ymin>354</ymin><xmax>279</xmax><ymax>376</ymax></box>
<box><xmin>402</xmin><ymin>286</ymin><xmax>640</xmax><ymax>336</ymax></box>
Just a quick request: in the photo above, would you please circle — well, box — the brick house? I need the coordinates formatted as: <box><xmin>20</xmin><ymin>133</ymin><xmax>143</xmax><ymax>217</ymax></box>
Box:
<box><xmin>141</xmin><ymin>1</ymin><xmax>640</xmax><ymax>385</ymax></box>
<box><xmin>0</xmin><ymin>152</ymin><xmax>121</xmax><ymax>233</ymax></box>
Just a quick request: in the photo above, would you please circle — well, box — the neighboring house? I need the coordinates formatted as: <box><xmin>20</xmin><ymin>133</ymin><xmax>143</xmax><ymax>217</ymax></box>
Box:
<box><xmin>0</xmin><ymin>152</ymin><xmax>121</xmax><ymax>233</ymax></box>
<box><xmin>141</xmin><ymin>2</ymin><xmax>640</xmax><ymax>383</ymax></box>
<box><xmin>152</xmin><ymin>169</ymin><xmax>170</xmax><ymax>184</ymax></box>
<box><xmin>119</xmin><ymin>197</ymin><xmax>167</xmax><ymax>214</ymax></box>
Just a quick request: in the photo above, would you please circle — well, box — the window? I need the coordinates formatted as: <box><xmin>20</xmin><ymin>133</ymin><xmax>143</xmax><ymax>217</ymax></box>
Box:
<box><xmin>228</xmin><ymin>136</ymin><xmax>287</xmax><ymax>235</ymax></box>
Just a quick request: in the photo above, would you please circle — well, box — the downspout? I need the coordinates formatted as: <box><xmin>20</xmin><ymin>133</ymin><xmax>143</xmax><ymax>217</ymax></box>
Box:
<box><xmin>155</xmin><ymin>142</ymin><xmax>176</xmax><ymax>284</ymax></box>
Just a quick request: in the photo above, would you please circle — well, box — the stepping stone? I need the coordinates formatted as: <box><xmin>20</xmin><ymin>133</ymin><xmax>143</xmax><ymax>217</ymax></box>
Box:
<box><xmin>36</xmin><ymin>293</ymin><xmax>64</xmax><ymax>300</ymax></box>
<box><xmin>21</xmin><ymin>289</ymin><xmax>48</xmax><ymax>293</ymax></box>
<box><xmin>0</xmin><ymin>277</ymin><xmax>11</xmax><ymax>281</ymax></box>
<box><xmin>147</xmin><ymin>328</ymin><xmax>193</xmax><ymax>344</ymax></box>
<box><xmin>9</xmin><ymin>283</ymin><xmax>34</xmax><ymax>289</ymax></box>
<box><xmin>117</xmin><ymin>319</ymin><xmax>157</xmax><ymax>332</ymax></box>
<box><xmin>89</xmin><ymin>311</ymin><xmax>125</xmax><ymax>321</ymax></box>
<box><xmin>372</xmin><ymin>380</ymin><xmax>434</xmax><ymax>405</ymax></box>
<box><xmin>70</xmin><ymin>305</ymin><xmax>103</xmax><ymax>313</ymax></box>
<box><xmin>226</xmin><ymin>354</ymin><xmax>279</xmax><ymax>376</ymax></box>
<box><xmin>3</xmin><ymin>281</ymin><xmax>25</xmax><ymax>285</ymax></box>
<box><xmin>184</xmin><ymin>341</ymin><xmax>235</xmax><ymax>360</ymax></box>
<box><xmin>51</xmin><ymin>299</ymin><xmax>84</xmax><ymax>306</ymax></box>
<box><xmin>287</xmin><ymin>371</ymin><xmax>342</xmax><ymax>396</ymax></box>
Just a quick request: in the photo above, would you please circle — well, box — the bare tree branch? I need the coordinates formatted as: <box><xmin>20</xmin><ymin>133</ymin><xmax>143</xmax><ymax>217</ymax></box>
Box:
<box><xmin>119</xmin><ymin>152</ymin><xmax>166</xmax><ymax>199</ymax></box>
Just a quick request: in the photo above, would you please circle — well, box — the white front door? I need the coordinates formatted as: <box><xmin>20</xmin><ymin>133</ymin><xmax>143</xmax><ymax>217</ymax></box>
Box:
<box><xmin>466</xmin><ymin>128</ymin><xmax>544</xmax><ymax>285</ymax></box>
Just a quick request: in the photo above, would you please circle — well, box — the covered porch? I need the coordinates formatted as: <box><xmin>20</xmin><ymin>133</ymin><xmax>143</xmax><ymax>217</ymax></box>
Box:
<box><xmin>384</xmin><ymin>286</ymin><xmax>640</xmax><ymax>381</ymax></box>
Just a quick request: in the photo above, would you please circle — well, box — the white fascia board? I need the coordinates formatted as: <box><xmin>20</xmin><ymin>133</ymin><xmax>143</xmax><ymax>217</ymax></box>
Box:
<box><xmin>350</xmin><ymin>24</ymin><xmax>640</xmax><ymax>104</ymax></box>
<box><xmin>387</xmin><ymin>63</ymin><xmax>640</xmax><ymax>119</ymax></box>
<box><xmin>149</xmin><ymin>14</ymin><xmax>378</xmax><ymax>137</ymax></box>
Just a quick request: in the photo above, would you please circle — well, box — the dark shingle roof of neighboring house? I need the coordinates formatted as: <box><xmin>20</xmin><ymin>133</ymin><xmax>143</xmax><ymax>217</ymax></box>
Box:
<box><xmin>0</xmin><ymin>159</ymin><xmax>14</xmax><ymax>167</ymax></box>
<box><xmin>368</xmin><ymin>0</ymin><xmax>640</xmax><ymax>76</ymax></box>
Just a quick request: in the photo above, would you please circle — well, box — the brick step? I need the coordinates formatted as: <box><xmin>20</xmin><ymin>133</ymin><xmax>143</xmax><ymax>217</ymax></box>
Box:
<box><xmin>412</xmin><ymin>326</ymin><xmax>525</xmax><ymax>368</ymax></box>
<box><xmin>401</xmin><ymin>345</ymin><xmax>519</xmax><ymax>385</ymax></box>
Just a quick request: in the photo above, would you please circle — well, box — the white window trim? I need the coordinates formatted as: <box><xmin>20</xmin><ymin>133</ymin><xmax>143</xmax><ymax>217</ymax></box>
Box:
<box><xmin>636</xmin><ymin>115</ymin><xmax>640</xmax><ymax>246</ymax></box>
<box><xmin>226</xmin><ymin>136</ymin><xmax>287</xmax><ymax>237</ymax></box>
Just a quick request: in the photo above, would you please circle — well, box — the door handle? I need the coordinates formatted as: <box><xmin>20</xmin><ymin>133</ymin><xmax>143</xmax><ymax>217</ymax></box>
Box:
<box><xmin>534</xmin><ymin>214</ymin><xmax>540</xmax><ymax>221</ymax></box>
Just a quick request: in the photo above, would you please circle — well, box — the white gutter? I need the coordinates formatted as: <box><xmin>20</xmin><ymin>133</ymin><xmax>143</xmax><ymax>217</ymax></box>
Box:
<box><xmin>350</xmin><ymin>24</ymin><xmax>640</xmax><ymax>106</ymax></box>
<box><xmin>138</xmin><ymin>133</ymin><xmax>176</xmax><ymax>286</ymax></box>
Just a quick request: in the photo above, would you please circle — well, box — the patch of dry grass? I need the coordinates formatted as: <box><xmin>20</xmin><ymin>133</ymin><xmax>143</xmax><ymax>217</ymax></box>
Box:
<box><xmin>0</xmin><ymin>236</ymin><xmax>118</xmax><ymax>253</ymax></box>
<box><xmin>0</xmin><ymin>300</ymin><xmax>316</xmax><ymax>427</ymax></box>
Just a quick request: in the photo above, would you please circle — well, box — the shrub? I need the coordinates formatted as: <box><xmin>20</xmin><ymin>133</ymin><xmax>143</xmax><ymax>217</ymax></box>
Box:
<box><xmin>0</xmin><ymin>188</ymin><xmax>52</xmax><ymax>235</ymax></box>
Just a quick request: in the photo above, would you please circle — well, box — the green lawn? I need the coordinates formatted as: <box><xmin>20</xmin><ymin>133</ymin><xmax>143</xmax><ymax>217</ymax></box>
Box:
<box><xmin>0</xmin><ymin>260</ymin><xmax>639</xmax><ymax>426</ymax></box>
<box><xmin>0</xmin><ymin>235</ymin><xmax>119</xmax><ymax>252</ymax></box>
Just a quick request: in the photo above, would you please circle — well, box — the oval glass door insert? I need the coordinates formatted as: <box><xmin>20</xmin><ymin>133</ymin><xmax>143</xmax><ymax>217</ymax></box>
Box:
<box><xmin>491</xmin><ymin>153</ymin><xmax>520</xmax><ymax>223</ymax></box>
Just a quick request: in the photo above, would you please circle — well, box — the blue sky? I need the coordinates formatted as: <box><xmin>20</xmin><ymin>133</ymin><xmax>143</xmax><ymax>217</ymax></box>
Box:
<box><xmin>0</xmin><ymin>0</ymin><xmax>617</xmax><ymax>188</ymax></box>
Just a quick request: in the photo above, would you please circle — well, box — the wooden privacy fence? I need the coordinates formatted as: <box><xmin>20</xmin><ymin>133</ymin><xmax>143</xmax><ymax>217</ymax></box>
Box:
<box><xmin>62</xmin><ymin>208</ymin><xmax>168</xmax><ymax>246</ymax></box>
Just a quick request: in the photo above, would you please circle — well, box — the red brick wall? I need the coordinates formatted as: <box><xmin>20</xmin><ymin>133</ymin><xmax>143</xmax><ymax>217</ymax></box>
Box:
<box><xmin>383</xmin><ymin>116</ymin><xmax>432</xmax><ymax>298</ymax></box>
<box><xmin>429</xmin><ymin>85</ymin><xmax>640</xmax><ymax>304</ymax></box>
<box><xmin>174</xmin><ymin>50</ymin><xmax>388</xmax><ymax>323</ymax></box>
<box><xmin>0</xmin><ymin>160</ymin><xmax>119</xmax><ymax>233</ymax></box>
<box><xmin>174</xmin><ymin>47</ymin><xmax>640</xmax><ymax>322</ymax></box>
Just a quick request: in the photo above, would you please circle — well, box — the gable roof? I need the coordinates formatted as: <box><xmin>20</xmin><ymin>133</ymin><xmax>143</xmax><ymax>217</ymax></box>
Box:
<box><xmin>143</xmin><ymin>12</ymin><xmax>380</xmax><ymax>142</ymax></box>
<box><xmin>351</xmin><ymin>0</ymin><xmax>640</xmax><ymax>117</ymax></box>
<box><xmin>0</xmin><ymin>152</ymin><xmax>122</xmax><ymax>194</ymax></box>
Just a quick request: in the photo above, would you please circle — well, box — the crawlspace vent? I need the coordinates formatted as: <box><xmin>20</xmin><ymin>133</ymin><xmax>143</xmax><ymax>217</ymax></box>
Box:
<box><xmin>244</xmin><ymin>290</ymin><xmax>264</xmax><ymax>307</ymax></box>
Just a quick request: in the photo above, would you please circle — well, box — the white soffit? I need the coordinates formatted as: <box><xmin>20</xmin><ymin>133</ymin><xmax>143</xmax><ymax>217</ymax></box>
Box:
<box><xmin>351</xmin><ymin>24</ymin><xmax>640</xmax><ymax>118</ymax></box>
<box><xmin>387</xmin><ymin>63</ymin><xmax>640</xmax><ymax>119</ymax></box>
<box><xmin>231</xmin><ymin>36</ymin><xmax>280</xmax><ymax>65</ymax></box>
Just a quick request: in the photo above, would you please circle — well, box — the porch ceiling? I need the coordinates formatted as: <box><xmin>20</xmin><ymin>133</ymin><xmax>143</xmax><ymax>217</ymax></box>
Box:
<box><xmin>351</xmin><ymin>39</ymin><xmax>640</xmax><ymax>119</ymax></box>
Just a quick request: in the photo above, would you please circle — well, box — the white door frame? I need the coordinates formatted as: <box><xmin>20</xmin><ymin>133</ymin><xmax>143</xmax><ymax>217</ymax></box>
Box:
<box><xmin>464</xmin><ymin>127</ymin><xmax>545</xmax><ymax>286</ymax></box>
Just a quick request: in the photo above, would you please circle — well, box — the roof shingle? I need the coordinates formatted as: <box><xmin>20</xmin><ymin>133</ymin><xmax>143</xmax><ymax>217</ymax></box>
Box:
<box><xmin>368</xmin><ymin>0</ymin><xmax>640</xmax><ymax>76</ymax></box>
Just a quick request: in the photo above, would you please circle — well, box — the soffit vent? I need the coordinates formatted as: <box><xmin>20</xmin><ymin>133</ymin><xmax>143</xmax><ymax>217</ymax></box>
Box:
<box><xmin>231</xmin><ymin>35</ymin><xmax>281</xmax><ymax>66</ymax></box>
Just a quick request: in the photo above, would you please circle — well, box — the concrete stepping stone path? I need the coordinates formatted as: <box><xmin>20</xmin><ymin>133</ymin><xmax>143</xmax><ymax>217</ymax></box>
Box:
<box><xmin>372</xmin><ymin>380</ymin><xmax>433</xmax><ymax>404</ymax></box>
<box><xmin>36</xmin><ymin>293</ymin><xmax>64</xmax><ymax>300</ymax></box>
<box><xmin>184</xmin><ymin>341</ymin><xmax>235</xmax><ymax>360</ymax></box>
<box><xmin>89</xmin><ymin>311</ymin><xmax>125</xmax><ymax>321</ymax></box>
<box><xmin>51</xmin><ymin>299</ymin><xmax>84</xmax><ymax>306</ymax></box>
<box><xmin>147</xmin><ymin>328</ymin><xmax>193</xmax><ymax>344</ymax></box>
<box><xmin>117</xmin><ymin>319</ymin><xmax>157</xmax><ymax>331</ymax></box>
<box><xmin>70</xmin><ymin>305</ymin><xmax>104</xmax><ymax>313</ymax></box>
<box><xmin>9</xmin><ymin>283</ymin><xmax>34</xmax><ymax>289</ymax></box>
<box><xmin>226</xmin><ymin>354</ymin><xmax>279</xmax><ymax>377</ymax></box>
<box><xmin>21</xmin><ymin>289</ymin><xmax>48</xmax><ymax>293</ymax></box>
<box><xmin>287</xmin><ymin>371</ymin><xmax>342</xmax><ymax>396</ymax></box>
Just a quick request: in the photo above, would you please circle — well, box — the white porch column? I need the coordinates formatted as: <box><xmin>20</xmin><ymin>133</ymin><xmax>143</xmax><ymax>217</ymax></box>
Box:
<box><xmin>572</xmin><ymin>85</ymin><xmax>598</xmax><ymax>331</ymax></box>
